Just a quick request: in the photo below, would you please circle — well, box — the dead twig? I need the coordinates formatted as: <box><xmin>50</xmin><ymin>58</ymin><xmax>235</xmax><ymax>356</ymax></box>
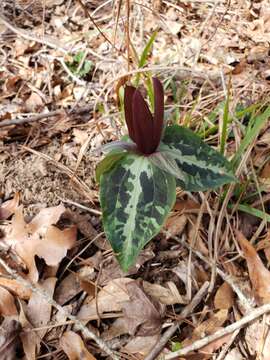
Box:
<box><xmin>0</xmin><ymin>104</ymin><xmax>94</xmax><ymax>128</ymax></box>
<box><xmin>0</xmin><ymin>256</ymin><xmax>119</xmax><ymax>360</ymax></box>
<box><xmin>145</xmin><ymin>281</ymin><xmax>209</xmax><ymax>360</ymax></box>
<box><xmin>0</xmin><ymin>110</ymin><xmax>62</xmax><ymax>128</ymax></box>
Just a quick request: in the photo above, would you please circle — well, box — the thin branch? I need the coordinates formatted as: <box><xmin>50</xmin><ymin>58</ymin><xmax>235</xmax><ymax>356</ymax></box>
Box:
<box><xmin>145</xmin><ymin>281</ymin><xmax>209</xmax><ymax>360</ymax></box>
<box><xmin>0</xmin><ymin>104</ymin><xmax>94</xmax><ymax>128</ymax></box>
<box><xmin>0</xmin><ymin>13</ymin><xmax>69</xmax><ymax>54</ymax></box>
<box><xmin>165</xmin><ymin>303</ymin><xmax>270</xmax><ymax>359</ymax></box>
<box><xmin>0</xmin><ymin>256</ymin><xmax>119</xmax><ymax>360</ymax></box>
<box><xmin>0</xmin><ymin>110</ymin><xmax>62</xmax><ymax>128</ymax></box>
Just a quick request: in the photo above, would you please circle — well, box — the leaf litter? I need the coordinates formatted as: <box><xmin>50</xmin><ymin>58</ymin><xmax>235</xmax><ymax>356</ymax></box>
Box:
<box><xmin>0</xmin><ymin>0</ymin><xmax>270</xmax><ymax>358</ymax></box>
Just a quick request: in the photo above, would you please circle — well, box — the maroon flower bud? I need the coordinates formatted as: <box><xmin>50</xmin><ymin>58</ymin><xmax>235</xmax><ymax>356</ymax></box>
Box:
<box><xmin>124</xmin><ymin>78</ymin><xmax>164</xmax><ymax>155</ymax></box>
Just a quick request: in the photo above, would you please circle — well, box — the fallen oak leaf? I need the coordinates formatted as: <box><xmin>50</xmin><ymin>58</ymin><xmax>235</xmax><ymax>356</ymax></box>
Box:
<box><xmin>236</xmin><ymin>230</ymin><xmax>270</xmax><ymax>304</ymax></box>
<box><xmin>122</xmin><ymin>280</ymin><xmax>165</xmax><ymax>336</ymax></box>
<box><xmin>60</xmin><ymin>331</ymin><xmax>96</xmax><ymax>360</ymax></box>
<box><xmin>20</xmin><ymin>277</ymin><xmax>56</xmax><ymax>360</ymax></box>
<box><xmin>2</xmin><ymin>205</ymin><xmax>76</xmax><ymax>282</ymax></box>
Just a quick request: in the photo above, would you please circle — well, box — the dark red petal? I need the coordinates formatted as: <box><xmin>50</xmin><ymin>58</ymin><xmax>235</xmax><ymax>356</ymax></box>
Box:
<box><xmin>124</xmin><ymin>85</ymin><xmax>136</xmax><ymax>142</ymax></box>
<box><xmin>132</xmin><ymin>89</ymin><xmax>155</xmax><ymax>154</ymax></box>
<box><xmin>152</xmin><ymin>77</ymin><xmax>164</xmax><ymax>149</ymax></box>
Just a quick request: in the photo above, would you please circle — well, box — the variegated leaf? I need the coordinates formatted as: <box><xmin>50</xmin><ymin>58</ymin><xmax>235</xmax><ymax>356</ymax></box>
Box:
<box><xmin>100</xmin><ymin>153</ymin><xmax>176</xmax><ymax>271</ymax></box>
<box><xmin>148</xmin><ymin>152</ymin><xmax>185</xmax><ymax>181</ymax></box>
<box><xmin>160</xmin><ymin>125</ymin><xmax>236</xmax><ymax>191</ymax></box>
<box><xmin>96</xmin><ymin>151</ymin><xmax>127</xmax><ymax>183</ymax></box>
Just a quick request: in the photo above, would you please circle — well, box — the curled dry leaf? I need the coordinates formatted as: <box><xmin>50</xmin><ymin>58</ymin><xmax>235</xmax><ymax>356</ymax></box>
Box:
<box><xmin>214</xmin><ymin>282</ymin><xmax>234</xmax><ymax>310</ymax></box>
<box><xmin>143</xmin><ymin>281</ymin><xmax>187</xmax><ymax>305</ymax></box>
<box><xmin>164</xmin><ymin>212</ymin><xmax>187</xmax><ymax>238</ymax></box>
<box><xmin>0</xmin><ymin>278</ymin><xmax>31</xmax><ymax>300</ymax></box>
<box><xmin>122</xmin><ymin>280</ymin><xmax>165</xmax><ymax>336</ymax></box>
<box><xmin>24</xmin><ymin>92</ymin><xmax>44</xmax><ymax>113</ymax></box>
<box><xmin>60</xmin><ymin>331</ymin><xmax>96</xmax><ymax>360</ymax></box>
<box><xmin>174</xmin><ymin>198</ymin><xmax>201</xmax><ymax>213</ymax></box>
<box><xmin>2</xmin><ymin>205</ymin><xmax>76</xmax><ymax>282</ymax></box>
<box><xmin>236</xmin><ymin>230</ymin><xmax>270</xmax><ymax>304</ymax></box>
<box><xmin>0</xmin><ymin>286</ymin><xmax>18</xmax><ymax>316</ymax></box>
<box><xmin>0</xmin><ymin>193</ymin><xmax>20</xmax><ymax>220</ymax></box>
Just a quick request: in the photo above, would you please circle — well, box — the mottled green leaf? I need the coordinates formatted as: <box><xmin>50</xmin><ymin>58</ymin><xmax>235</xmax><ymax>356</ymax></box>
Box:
<box><xmin>148</xmin><ymin>152</ymin><xmax>185</xmax><ymax>181</ymax></box>
<box><xmin>96</xmin><ymin>151</ymin><xmax>127</xmax><ymax>183</ymax></box>
<box><xmin>160</xmin><ymin>125</ymin><xmax>236</xmax><ymax>191</ymax></box>
<box><xmin>100</xmin><ymin>153</ymin><xmax>176</xmax><ymax>271</ymax></box>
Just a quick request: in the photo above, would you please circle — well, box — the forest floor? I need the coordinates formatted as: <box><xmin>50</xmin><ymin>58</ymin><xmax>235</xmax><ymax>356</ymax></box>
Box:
<box><xmin>0</xmin><ymin>0</ymin><xmax>270</xmax><ymax>359</ymax></box>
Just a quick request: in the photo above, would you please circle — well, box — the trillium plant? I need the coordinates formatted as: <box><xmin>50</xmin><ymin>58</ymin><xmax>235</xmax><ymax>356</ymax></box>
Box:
<box><xmin>96</xmin><ymin>77</ymin><xmax>235</xmax><ymax>271</ymax></box>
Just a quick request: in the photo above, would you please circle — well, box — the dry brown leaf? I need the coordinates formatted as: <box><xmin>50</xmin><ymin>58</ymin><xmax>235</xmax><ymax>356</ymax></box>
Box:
<box><xmin>0</xmin><ymin>278</ymin><xmax>31</xmax><ymax>300</ymax></box>
<box><xmin>245</xmin><ymin>317</ymin><xmax>270</xmax><ymax>360</ymax></box>
<box><xmin>187</xmin><ymin>221</ymin><xmax>208</xmax><ymax>255</ymax></box>
<box><xmin>0</xmin><ymin>287</ymin><xmax>18</xmax><ymax>316</ymax></box>
<box><xmin>214</xmin><ymin>282</ymin><xmax>234</xmax><ymax>309</ymax></box>
<box><xmin>73</xmin><ymin>128</ymin><xmax>89</xmax><ymax>145</ymax></box>
<box><xmin>5</xmin><ymin>76</ymin><xmax>22</xmax><ymax>93</ymax></box>
<box><xmin>224</xmin><ymin>348</ymin><xmax>244</xmax><ymax>360</ymax></box>
<box><xmin>0</xmin><ymin>318</ymin><xmax>21</xmax><ymax>360</ymax></box>
<box><xmin>2</xmin><ymin>205</ymin><xmax>76</xmax><ymax>282</ymax></box>
<box><xmin>200</xmin><ymin>332</ymin><xmax>233</xmax><ymax>354</ymax></box>
<box><xmin>24</xmin><ymin>92</ymin><xmax>44</xmax><ymax>113</ymax></box>
<box><xmin>124</xmin><ymin>334</ymin><xmax>159</xmax><ymax>356</ymax></box>
<box><xmin>174</xmin><ymin>198</ymin><xmax>201</xmax><ymax>213</ymax></box>
<box><xmin>258</xmin><ymin>231</ymin><xmax>270</xmax><ymax>264</ymax></box>
<box><xmin>194</xmin><ymin>310</ymin><xmax>228</xmax><ymax>338</ymax></box>
<box><xmin>54</xmin><ymin>272</ymin><xmax>82</xmax><ymax>305</ymax></box>
<box><xmin>261</xmin><ymin>162</ymin><xmax>270</xmax><ymax>179</ymax></box>
<box><xmin>77</xmin><ymin>278</ymin><xmax>133</xmax><ymax>321</ymax></box>
<box><xmin>60</xmin><ymin>331</ymin><xmax>96</xmax><ymax>360</ymax></box>
<box><xmin>143</xmin><ymin>281</ymin><xmax>186</xmax><ymax>305</ymax></box>
<box><xmin>182</xmin><ymin>310</ymin><xmax>228</xmax><ymax>349</ymax></box>
<box><xmin>164</xmin><ymin>213</ymin><xmax>187</xmax><ymax>238</ymax></box>
<box><xmin>0</xmin><ymin>193</ymin><xmax>20</xmax><ymax>220</ymax></box>
<box><xmin>122</xmin><ymin>280</ymin><xmax>165</xmax><ymax>336</ymax></box>
<box><xmin>20</xmin><ymin>277</ymin><xmax>56</xmax><ymax>359</ymax></box>
<box><xmin>236</xmin><ymin>230</ymin><xmax>270</xmax><ymax>304</ymax></box>
<box><xmin>102</xmin><ymin>318</ymin><xmax>128</xmax><ymax>340</ymax></box>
